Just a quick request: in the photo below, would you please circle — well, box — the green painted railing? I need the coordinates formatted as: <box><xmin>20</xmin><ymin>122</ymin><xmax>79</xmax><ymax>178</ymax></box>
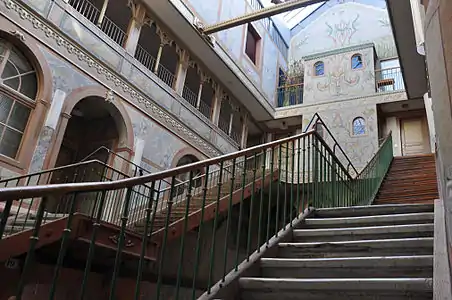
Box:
<box><xmin>0</xmin><ymin>128</ymin><xmax>393</xmax><ymax>300</ymax></box>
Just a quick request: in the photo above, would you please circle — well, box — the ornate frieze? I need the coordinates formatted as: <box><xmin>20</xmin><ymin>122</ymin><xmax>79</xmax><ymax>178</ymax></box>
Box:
<box><xmin>3</xmin><ymin>0</ymin><xmax>222</xmax><ymax>157</ymax></box>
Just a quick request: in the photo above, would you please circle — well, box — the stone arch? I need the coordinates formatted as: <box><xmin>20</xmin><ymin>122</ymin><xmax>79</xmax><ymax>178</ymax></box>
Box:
<box><xmin>0</xmin><ymin>27</ymin><xmax>53</xmax><ymax>171</ymax></box>
<box><xmin>171</xmin><ymin>147</ymin><xmax>205</xmax><ymax>169</ymax></box>
<box><xmin>45</xmin><ymin>86</ymin><xmax>134</xmax><ymax>169</ymax></box>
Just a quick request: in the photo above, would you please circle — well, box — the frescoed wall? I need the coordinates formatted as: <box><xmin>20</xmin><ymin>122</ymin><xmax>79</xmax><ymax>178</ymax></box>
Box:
<box><xmin>182</xmin><ymin>0</ymin><xmax>289</xmax><ymax>107</ymax></box>
<box><xmin>290</xmin><ymin>1</ymin><xmax>397</xmax><ymax>61</ymax></box>
<box><xmin>303</xmin><ymin>44</ymin><xmax>376</xmax><ymax>103</ymax></box>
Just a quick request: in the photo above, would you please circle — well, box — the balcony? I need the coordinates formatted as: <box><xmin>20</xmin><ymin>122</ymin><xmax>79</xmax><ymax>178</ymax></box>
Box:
<box><xmin>58</xmin><ymin>0</ymin><xmax>245</xmax><ymax>147</ymax></box>
<box><xmin>375</xmin><ymin>67</ymin><xmax>405</xmax><ymax>93</ymax></box>
<box><xmin>275</xmin><ymin>66</ymin><xmax>405</xmax><ymax>108</ymax></box>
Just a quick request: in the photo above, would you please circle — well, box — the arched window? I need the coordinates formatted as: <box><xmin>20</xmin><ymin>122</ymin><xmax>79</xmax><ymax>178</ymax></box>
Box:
<box><xmin>314</xmin><ymin>61</ymin><xmax>324</xmax><ymax>76</ymax></box>
<box><xmin>351</xmin><ymin>54</ymin><xmax>363</xmax><ymax>69</ymax></box>
<box><xmin>352</xmin><ymin>117</ymin><xmax>366</xmax><ymax>136</ymax></box>
<box><xmin>0</xmin><ymin>39</ymin><xmax>37</xmax><ymax>159</ymax></box>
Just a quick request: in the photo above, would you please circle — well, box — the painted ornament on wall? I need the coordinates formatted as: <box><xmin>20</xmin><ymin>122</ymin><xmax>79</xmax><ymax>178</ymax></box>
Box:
<box><xmin>325</xmin><ymin>13</ymin><xmax>360</xmax><ymax>47</ymax></box>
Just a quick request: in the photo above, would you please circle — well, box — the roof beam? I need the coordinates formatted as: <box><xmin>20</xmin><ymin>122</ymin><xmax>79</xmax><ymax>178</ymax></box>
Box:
<box><xmin>202</xmin><ymin>0</ymin><xmax>324</xmax><ymax>34</ymax></box>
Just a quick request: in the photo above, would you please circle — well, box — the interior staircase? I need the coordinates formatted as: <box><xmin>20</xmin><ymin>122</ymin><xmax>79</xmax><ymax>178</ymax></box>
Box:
<box><xmin>374</xmin><ymin>154</ymin><xmax>438</xmax><ymax>205</ymax></box>
<box><xmin>237</xmin><ymin>203</ymin><xmax>434</xmax><ymax>299</ymax></box>
<box><xmin>133</xmin><ymin>169</ymin><xmax>272</xmax><ymax>238</ymax></box>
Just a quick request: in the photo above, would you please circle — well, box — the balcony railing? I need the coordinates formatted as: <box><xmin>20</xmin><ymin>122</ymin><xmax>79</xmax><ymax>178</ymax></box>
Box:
<box><xmin>182</xmin><ymin>85</ymin><xmax>198</xmax><ymax>108</ymax></box>
<box><xmin>199</xmin><ymin>100</ymin><xmax>212</xmax><ymax>119</ymax></box>
<box><xmin>68</xmin><ymin>0</ymin><xmax>126</xmax><ymax>46</ymax></box>
<box><xmin>375</xmin><ymin>67</ymin><xmax>405</xmax><ymax>93</ymax></box>
<box><xmin>277</xmin><ymin>82</ymin><xmax>304</xmax><ymax>107</ymax></box>
<box><xmin>218</xmin><ymin>116</ymin><xmax>230</xmax><ymax>135</ymax></box>
<box><xmin>134</xmin><ymin>44</ymin><xmax>157</xmax><ymax>72</ymax></box>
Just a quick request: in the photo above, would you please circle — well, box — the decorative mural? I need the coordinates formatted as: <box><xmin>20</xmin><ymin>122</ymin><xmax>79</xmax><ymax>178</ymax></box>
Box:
<box><xmin>290</xmin><ymin>2</ymin><xmax>397</xmax><ymax>61</ymax></box>
<box><xmin>126</xmin><ymin>106</ymin><xmax>192</xmax><ymax>170</ymax></box>
<box><xmin>303</xmin><ymin>103</ymin><xmax>379</xmax><ymax>170</ymax></box>
<box><xmin>303</xmin><ymin>45</ymin><xmax>376</xmax><ymax>103</ymax></box>
<box><xmin>325</xmin><ymin>13</ymin><xmax>360</xmax><ymax>47</ymax></box>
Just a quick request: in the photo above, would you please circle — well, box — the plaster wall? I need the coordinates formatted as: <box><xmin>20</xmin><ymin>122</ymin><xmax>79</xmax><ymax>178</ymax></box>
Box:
<box><xmin>424</xmin><ymin>0</ymin><xmax>452</xmax><ymax>283</ymax></box>
<box><xmin>303</xmin><ymin>45</ymin><xmax>376</xmax><ymax>103</ymax></box>
<box><xmin>290</xmin><ymin>2</ymin><xmax>397</xmax><ymax>62</ymax></box>
<box><xmin>302</xmin><ymin>100</ymin><xmax>379</xmax><ymax>170</ymax></box>
<box><xmin>182</xmin><ymin>0</ymin><xmax>287</xmax><ymax>107</ymax></box>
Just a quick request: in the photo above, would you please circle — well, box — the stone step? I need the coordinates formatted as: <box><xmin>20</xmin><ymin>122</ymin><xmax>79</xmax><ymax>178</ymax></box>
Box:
<box><xmin>239</xmin><ymin>278</ymin><xmax>433</xmax><ymax>300</ymax></box>
<box><xmin>259</xmin><ymin>255</ymin><xmax>433</xmax><ymax>278</ymax></box>
<box><xmin>292</xmin><ymin>224</ymin><xmax>433</xmax><ymax>242</ymax></box>
<box><xmin>313</xmin><ymin>203</ymin><xmax>433</xmax><ymax>218</ymax></box>
<box><xmin>277</xmin><ymin>237</ymin><xmax>433</xmax><ymax>258</ymax></box>
<box><xmin>300</xmin><ymin>212</ymin><xmax>434</xmax><ymax>229</ymax></box>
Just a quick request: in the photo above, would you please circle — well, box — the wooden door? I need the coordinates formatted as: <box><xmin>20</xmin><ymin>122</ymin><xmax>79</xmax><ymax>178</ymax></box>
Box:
<box><xmin>401</xmin><ymin>118</ymin><xmax>430</xmax><ymax>156</ymax></box>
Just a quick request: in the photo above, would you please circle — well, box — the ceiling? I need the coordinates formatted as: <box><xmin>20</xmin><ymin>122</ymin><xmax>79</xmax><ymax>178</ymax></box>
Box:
<box><xmin>385</xmin><ymin>0</ymin><xmax>428</xmax><ymax>99</ymax></box>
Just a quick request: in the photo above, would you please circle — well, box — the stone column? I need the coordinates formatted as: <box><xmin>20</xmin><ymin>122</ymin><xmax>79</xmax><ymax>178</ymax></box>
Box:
<box><xmin>240</xmin><ymin>113</ymin><xmax>249</xmax><ymax>149</ymax></box>
<box><xmin>174</xmin><ymin>48</ymin><xmax>191</xmax><ymax>95</ymax></box>
<box><xmin>153</xmin><ymin>27</ymin><xmax>173</xmax><ymax>74</ymax></box>
<box><xmin>123</xmin><ymin>1</ymin><xmax>151</xmax><ymax>54</ymax></box>
<box><xmin>196</xmin><ymin>71</ymin><xmax>210</xmax><ymax>110</ymax></box>
<box><xmin>211</xmin><ymin>86</ymin><xmax>223</xmax><ymax>125</ymax></box>
<box><xmin>97</xmin><ymin>0</ymin><xmax>109</xmax><ymax>27</ymax></box>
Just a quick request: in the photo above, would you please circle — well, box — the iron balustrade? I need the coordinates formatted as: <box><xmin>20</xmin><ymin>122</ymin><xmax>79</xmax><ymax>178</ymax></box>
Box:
<box><xmin>134</xmin><ymin>45</ymin><xmax>157</xmax><ymax>72</ymax></box>
<box><xmin>156</xmin><ymin>64</ymin><xmax>176</xmax><ymax>88</ymax></box>
<box><xmin>277</xmin><ymin>82</ymin><xmax>304</xmax><ymax>107</ymax></box>
<box><xmin>199</xmin><ymin>100</ymin><xmax>212</xmax><ymax>119</ymax></box>
<box><xmin>375</xmin><ymin>66</ymin><xmax>405</xmax><ymax>92</ymax></box>
<box><xmin>68</xmin><ymin>0</ymin><xmax>126</xmax><ymax>46</ymax></box>
<box><xmin>0</xmin><ymin>120</ymin><xmax>394</xmax><ymax>299</ymax></box>
<box><xmin>182</xmin><ymin>85</ymin><xmax>199</xmax><ymax>108</ymax></box>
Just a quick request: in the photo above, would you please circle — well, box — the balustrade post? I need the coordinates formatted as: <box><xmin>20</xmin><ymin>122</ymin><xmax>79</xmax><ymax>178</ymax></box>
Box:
<box><xmin>124</xmin><ymin>1</ymin><xmax>151</xmax><ymax>54</ymax></box>
<box><xmin>97</xmin><ymin>0</ymin><xmax>109</xmax><ymax>27</ymax></box>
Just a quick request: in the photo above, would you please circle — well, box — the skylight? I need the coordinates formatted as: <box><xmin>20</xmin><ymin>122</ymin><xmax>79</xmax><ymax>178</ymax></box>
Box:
<box><xmin>261</xmin><ymin>0</ymin><xmax>325</xmax><ymax>29</ymax></box>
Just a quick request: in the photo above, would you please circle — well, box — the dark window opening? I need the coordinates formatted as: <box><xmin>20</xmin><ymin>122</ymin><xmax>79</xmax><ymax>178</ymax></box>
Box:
<box><xmin>245</xmin><ymin>24</ymin><xmax>261</xmax><ymax>65</ymax></box>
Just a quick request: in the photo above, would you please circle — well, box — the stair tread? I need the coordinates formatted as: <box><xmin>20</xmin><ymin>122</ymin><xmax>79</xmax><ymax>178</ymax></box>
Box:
<box><xmin>293</xmin><ymin>223</ymin><xmax>433</xmax><ymax>236</ymax></box>
<box><xmin>239</xmin><ymin>277</ymin><xmax>433</xmax><ymax>291</ymax></box>
<box><xmin>260</xmin><ymin>255</ymin><xmax>433</xmax><ymax>268</ymax></box>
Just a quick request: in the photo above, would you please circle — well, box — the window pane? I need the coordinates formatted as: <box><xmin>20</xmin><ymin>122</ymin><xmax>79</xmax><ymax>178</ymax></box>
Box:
<box><xmin>9</xmin><ymin>47</ymin><xmax>34</xmax><ymax>74</ymax></box>
<box><xmin>20</xmin><ymin>72</ymin><xmax>37</xmax><ymax>100</ymax></box>
<box><xmin>315</xmin><ymin>62</ymin><xmax>324</xmax><ymax>76</ymax></box>
<box><xmin>1</xmin><ymin>61</ymin><xmax>19</xmax><ymax>90</ymax></box>
<box><xmin>352</xmin><ymin>55</ymin><xmax>362</xmax><ymax>69</ymax></box>
<box><xmin>8</xmin><ymin>102</ymin><xmax>31</xmax><ymax>132</ymax></box>
<box><xmin>0</xmin><ymin>127</ymin><xmax>22</xmax><ymax>158</ymax></box>
<box><xmin>0</xmin><ymin>94</ymin><xmax>13</xmax><ymax>123</ymax></box>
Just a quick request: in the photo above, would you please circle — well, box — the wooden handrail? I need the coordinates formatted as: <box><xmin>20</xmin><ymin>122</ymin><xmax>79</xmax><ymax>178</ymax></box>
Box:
<box><xmin>0</xmin><ymin>130</ymin><xmax>318</xmax><ymax>200</ymax></box>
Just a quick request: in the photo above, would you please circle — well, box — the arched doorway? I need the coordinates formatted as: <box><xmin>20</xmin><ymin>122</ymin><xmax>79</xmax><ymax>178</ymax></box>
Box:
<box><xmin>47</xmin><ymin>96</ymin><xmax>128</xmax><ymax>213</ymax></box>
<box><xmin>173</xmin><ymin>154</ymin><xmax>203</xmax><ymax>197</ymax></box>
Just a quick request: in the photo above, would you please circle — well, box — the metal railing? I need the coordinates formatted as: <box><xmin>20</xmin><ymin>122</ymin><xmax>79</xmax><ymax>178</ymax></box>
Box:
<box><xmin>218</xmin><ymin>116</ymin><xmax>230</xmax><ymax>135</ymax></box>
<box><xmin>0</xmin><ymin>118</ymin><xmax>394</xmax><ymax>299</ymax></box>
<box><xmin>68</xmin><ymin>0</ymin><xmax>126</xmax><ymax>46</ymax></box>
<box><xmin>182</xmin><ymin>85</ymin><xmax>199</xmax><ymax>108</ymax></box>
<box><xmin>134</xmin><ymin>45</ymin><xmax>157</xmax><ymax>72</ymax></box>
<box><xmin>199</xmin><ymin>100</ymin><xmax>212</xmax><ymax>119</ymax></box>
<box><xmin>276</xmin><ymin>82</ymin><xmax>304</xmax><ymax>107</ymax></box>
<box><xmin>156</xmin><ymin>64</ymin><xmax>176</xmax><ymax>88</ymax></box>
<box><xmin>375</xmin><ymin>66</ymin><xmax>405</xmax><ymax>92</ymax></box>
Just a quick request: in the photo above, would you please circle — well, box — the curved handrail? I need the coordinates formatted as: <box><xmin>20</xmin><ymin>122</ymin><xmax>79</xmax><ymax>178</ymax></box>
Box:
<box><xmin>0</xmin><ymin>130</ymin><xmax>318</xmax><ymax>200</ymax></box>
<box><xmin>304</xmin><ymin>113</ymin><xmax>358</xmax><ymax>176</ymax></box>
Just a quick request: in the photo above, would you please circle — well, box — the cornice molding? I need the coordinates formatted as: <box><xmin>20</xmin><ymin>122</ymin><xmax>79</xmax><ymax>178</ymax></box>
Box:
<box><xmin>3</xmin><ymin>0</ymin><xmax>224</xmax><ymax>157</ymax></box>
<box><xmin>303</xmin><ymin>43</ymin><xmax>376</xmax><ymax>61</ymax></box>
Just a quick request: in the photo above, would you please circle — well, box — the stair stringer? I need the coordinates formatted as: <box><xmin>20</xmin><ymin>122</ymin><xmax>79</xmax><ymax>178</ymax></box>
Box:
<box><xmin>197</xmin><ymin>208</ymin><xmax>314</xmax><ymax>300</ymax></box>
